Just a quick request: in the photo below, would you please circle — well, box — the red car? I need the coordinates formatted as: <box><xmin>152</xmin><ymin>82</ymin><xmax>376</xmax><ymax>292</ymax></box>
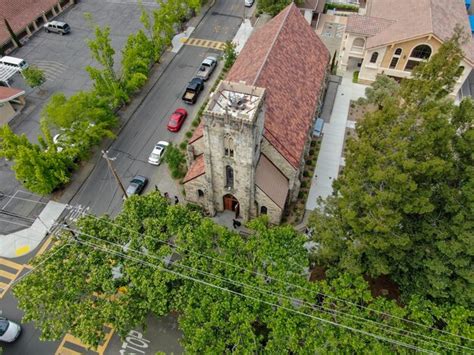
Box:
<box><xmin>167</xmin><ymin>108</ymin><xmax>188</xmax><ymax>132</ymax></box>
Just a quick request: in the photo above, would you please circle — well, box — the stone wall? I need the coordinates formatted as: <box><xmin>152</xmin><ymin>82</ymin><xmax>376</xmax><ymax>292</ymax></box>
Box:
<box><xmin>254</xmin><ymin>187</ymin><xmax>283</xmax><ymax>224</ymax></box>
<box><xmin>183</xmin><ymin>174</ymin><xmax>209</xmax><ymax>209</ymax></box>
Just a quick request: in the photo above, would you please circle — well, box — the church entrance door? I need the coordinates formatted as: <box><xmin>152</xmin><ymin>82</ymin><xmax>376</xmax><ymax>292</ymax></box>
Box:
<box><xmin>223</xmin><ymin>194</ymin><xmax>239</xmax><ymax>217</ymax></box>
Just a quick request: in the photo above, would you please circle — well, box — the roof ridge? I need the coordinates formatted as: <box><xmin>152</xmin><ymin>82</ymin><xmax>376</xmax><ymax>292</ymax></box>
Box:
<box><xmin>252</xmin><ymin>4</ymin><xmax>294</xmax><ymax>86</ymax></box>
<box><xmin>428</xmin><ymin>0</ymin><xmax>434</xmax><ymax>34</ymax></box>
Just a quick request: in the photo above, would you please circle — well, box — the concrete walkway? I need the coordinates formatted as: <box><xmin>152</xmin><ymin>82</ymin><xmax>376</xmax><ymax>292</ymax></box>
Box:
<box><xmin>306</xmin><ymin>73</ymin><xmax>367</xmax><ymax>210</ymax></box>
<box><xmin>233</xmin><ymin>19</ymin><xmax>253</xmax><ymax>54</ymax></box>
<box><xmin>0</xmin><ymin>201</ymin><xmax>66</xmax><ymax>258</ymax></box>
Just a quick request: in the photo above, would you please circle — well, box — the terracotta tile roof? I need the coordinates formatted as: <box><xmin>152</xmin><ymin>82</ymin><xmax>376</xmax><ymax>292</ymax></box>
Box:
<box><xmin>0</xmin><ymin>86</ymin><xmax>24</xmax><ymax>103</ymax></box>
<box><xmin>0</xmin><ymin>0</ymin><xmax>59</xmax><ymax>44</ymax></box>
<box><xmin>348</xmin><ymin>0</ymin><xmax>474</xmax><ymax>63</ymax></box>
<box><xmin>183</xmin><ymin>154</ymin><xmax>205</xmax><ymax>183</ymax></box>
<box><xmin>346</xmin><ymin>15</ymin><xmax>395</xmax><ymax>36</ymax></box>
<box><xmin>189</xmin><ymin>121</ymin><xmax>204</xmax><ymax>144</ymax></box>
<box><xmin>227</xmin><ymin>3</ymin><xmax>329</xmax><ymax>168</ymax></box>
<box><xmin>255</xmin><ymin>154</ymin><xmax>289</xmax><ymax>208</ymax></box>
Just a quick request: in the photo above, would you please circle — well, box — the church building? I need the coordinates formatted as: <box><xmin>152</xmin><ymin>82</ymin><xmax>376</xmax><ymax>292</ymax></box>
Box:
<box><xmin>183</xmin><ymin>3</ymin><xmax>329</xmax><ymax>224</ymax></box>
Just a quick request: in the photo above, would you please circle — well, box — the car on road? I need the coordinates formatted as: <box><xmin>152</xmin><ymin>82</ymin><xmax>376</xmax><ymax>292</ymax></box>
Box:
<box><xmin>167</xmin><ymin>108</ymin><xmax>188</xmax><ymax>132</ymax></box>
<box><xmin>125</xmin><ymin>175</ymin><xmax>148</xmax><ymax>197</ymax></box>
<box><xmin>0</xmin><ymin>317</ymin><xmax>21</xmax><ymax>343</ymax></box>
<box><xmin>148</xmin><ymin>141</ymin><xmax>169</xmax><ymax>165</ymax></box>
<box><xmin>0</xmin><ymin>56</ymin><xmax>28</xmax><ymax>71</ymax></box>
<box><xmin>44</xmin><ymin>21</ymin><xmax>71</xmax><ymax>35</ymax></box>
<box><xmin>196</xmin><ymin>56</ymin><xmax>217</xmax><ymax>81</ymax></box>
<box><xmin>245</xmin><ymin>0</ymin><xmax>255</xmax><ymax>7</ymax></box>
<box><xmin>182</xmin><ymin>78</ymin><xmax>204</xmax><ymax>104</ymax></box>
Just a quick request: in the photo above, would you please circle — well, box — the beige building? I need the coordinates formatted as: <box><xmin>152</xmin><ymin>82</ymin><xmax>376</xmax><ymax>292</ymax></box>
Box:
<box><xmin>0</xmin><ymin>86</ymin><xmax>25</xmax><ymax>124</ymax></box>
<box><xmin>183</xmin><ymin>4</ymin><xmax>329</xmax><ymax>224</ymax></box>
<box><xmin>337</xmin><ymin>0</ymin><xmax>474</xmax><ymax>99</ymax></box>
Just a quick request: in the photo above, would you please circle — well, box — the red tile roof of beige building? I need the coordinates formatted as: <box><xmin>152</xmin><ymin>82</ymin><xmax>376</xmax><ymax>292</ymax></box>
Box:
<box><xmin>0</xmin><ymin>0</ymin><xmax>58</xmax><ymax>45</ymax></box>
<box><xmin>189</xmin><ymin>121</ymin><xmax>204</xmax><ymax>144</ymax></box>
<box><xmin>346</xmin><ymin>15</ymin><xmax>395</xmax><ymax>37</ymax></box>
<box><xmin>0</xmin><ymin>86</ymin><xmax>24</xmax><ymax>103</ymax></box>
<box><xmin>183</xmin><ymin>154</ymin><xmax>205</xmax><ymax>183</ymax></box>
<box><xmin>255</xmin><ymin>154</ymin><xmax>289</xmax><ymax>208</ymax></box>
<box><xmin>227</xmin><ymin>3</ymin><xmax>329</xmax><ymax>168</ymax></box>
<box><xmin>347</xmin><ymin>0</ymin><xmax>474</xmax><ymax>63</ymax></box>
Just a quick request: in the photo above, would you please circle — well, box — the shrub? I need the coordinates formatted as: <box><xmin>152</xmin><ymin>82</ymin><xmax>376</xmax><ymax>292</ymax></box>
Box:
<box><xmin>185</xmin><ymin>131</ymin><xmax>193</xmax><ymax>138</ymax></box>
<box><xmin>303</xmin><ymin>171</ymin><xmax>309</xmax><ymax>178</ymax></box>
<box><xmin>301</xmin><ymin>181</ymin><xmax>308</xmax><ymax>188</ymax></box>
<box><xmin>324</xmin><ymin>3</ymin><xmax>359</xmax><ymax>12</ymax></box>
<box><xmin>353</xmin><ymin>70</ymin><xmax>359</xmax><ymax>83</ymax></box>
<box><xmin>179</xmin><ymin>141</ymin><xmax>187</xmax><ymax>150</ymax></box>
<box><xmin>192</xmin><ymin>119</ymin><xmax>200</xmax><ymax>127</ymax></box>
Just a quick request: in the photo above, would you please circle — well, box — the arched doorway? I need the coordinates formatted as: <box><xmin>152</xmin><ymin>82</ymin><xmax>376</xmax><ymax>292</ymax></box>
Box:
<box><xmin>223</xmin><ymin>194</ymin><xmax>239</xmax><ymax>218</ymax></box>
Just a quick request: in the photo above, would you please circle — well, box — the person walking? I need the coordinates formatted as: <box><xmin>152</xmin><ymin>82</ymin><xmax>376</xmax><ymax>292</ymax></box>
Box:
<box><xmin>174</xmin><ymin>196</ymin><xmax>179</xmax><ymax>204</ymax></box>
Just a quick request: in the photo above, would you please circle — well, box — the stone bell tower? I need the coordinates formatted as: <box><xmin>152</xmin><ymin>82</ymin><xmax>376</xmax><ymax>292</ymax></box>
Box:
<box><xmin>202</xmin><ymin>81</ymin><xmax>266</xmax><ymax>221</ymax></box>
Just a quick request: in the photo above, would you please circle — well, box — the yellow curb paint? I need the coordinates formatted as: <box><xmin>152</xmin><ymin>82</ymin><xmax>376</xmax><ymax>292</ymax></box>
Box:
<box><xmin>15</xmin><ymin>245</ymin><xmax>30</xmax><ymax>256</ymax></box>
<box><xmin>179</xmin><ymin>37</ymin><xmax>188</xmax><ymax>43</ymax></box>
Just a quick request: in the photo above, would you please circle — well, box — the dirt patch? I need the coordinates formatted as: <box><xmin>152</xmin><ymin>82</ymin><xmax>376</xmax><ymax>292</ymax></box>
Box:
<box><xmin>348</xmin><ymin>100</ymin><xmax>375</xmax><ymax>122</ymax></box>
<box><xmin>309</xmin><ymin>266</ymin><xmax>326</xmax><ymax>282</ymax></box>
<box><xmin>364</xmin><ymin>274</ymin><xmax>401</xmax><ymax>303</ymax></box>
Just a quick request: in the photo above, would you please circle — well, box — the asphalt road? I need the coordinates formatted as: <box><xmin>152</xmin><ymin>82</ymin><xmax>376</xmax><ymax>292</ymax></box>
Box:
<box><xmin>0</xmin><ymin>0</ymin><xmax>150</xmax><ymax>234</ymax></box>
<box><xmin>1</xmin><ymin>0</ymin><xmax>245</xmax><ymax>353</ymax></box>
<box><xmin>71</xmin><ymin>0</ymin><xmax>245</xmax><ymax>216</ymax></box>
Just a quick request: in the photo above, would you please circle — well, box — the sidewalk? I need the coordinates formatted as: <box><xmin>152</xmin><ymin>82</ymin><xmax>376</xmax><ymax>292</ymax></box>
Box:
<box><xmin>306</xmin><ymin>72</ymin><xmax>367</xmax><ymax>210</ymax></box>
<box><xmin>0</xmin><ymin>201</ymin><xmax>66</xmax><ymax>258</ymax></box>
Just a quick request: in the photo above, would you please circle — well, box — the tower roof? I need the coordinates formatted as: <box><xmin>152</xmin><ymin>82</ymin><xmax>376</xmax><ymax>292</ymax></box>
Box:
<box><xmin>227</xmin><ymin>3</ymin><xmax>329</xmax><ymax>168</ymax></box>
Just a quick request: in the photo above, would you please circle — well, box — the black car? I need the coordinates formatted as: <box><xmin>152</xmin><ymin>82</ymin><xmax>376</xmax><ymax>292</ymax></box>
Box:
<box><xmin>125</xmin><ymin>175</ymin><xmax>148</xmax><ymax>198</ymax></box>
<box><xmin>182</xmin><ymin>78</ymin><xmax>204</xmax><ymax>104</ymax></box>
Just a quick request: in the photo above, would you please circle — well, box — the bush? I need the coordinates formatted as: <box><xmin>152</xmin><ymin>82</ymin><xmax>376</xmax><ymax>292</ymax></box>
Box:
<box><xmin>185</xmin><ymin>131</ymin><xmax>193</xmax><ymax>138</ymax></box>
<box><xmin>353</xmin><ymin>70</ymin><xmax>359</xmax><ymax>83</ymax></box>
<box><xmin>303</xmin><ymin>171</ymin><xmax>309</xmax><ymax>178</ymax></box>
<box><xmin>223</xmin><ymin>41</ymin><xmax>237</xmax><ymax>70</ymax></box>
<box><xmin>324</xmin><ymin>3</ymin><xmax>359</xmax><ymax>12</ymax></box>
<box><xmin>306</xmin><ymin>159</ymin><xmax>313</xmax><ymax>165</ymax></box>
<box><xmin>179</xmin><ymin>141</ymin><xmax>187</xmax><ymax>150</ymax></box>
<box><xmin>301</xmin><ymin>181</ymin><xmax>308</xmax><ymax>188</ymax></box>
<box><xmin>192</xmin><ymin>119</ymin><xmax>200</xmax><ymax>127</ymax></box>
<box><xmin>164</xmin><ymin>143</ymin><xmax>187</xmax><ymax>181</ymax></box>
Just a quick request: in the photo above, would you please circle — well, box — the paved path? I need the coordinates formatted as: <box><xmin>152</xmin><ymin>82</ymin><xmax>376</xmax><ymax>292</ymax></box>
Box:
<box><xmin>306</xmin><ymin>73</ymin><xmax>367</xmax><ymax>210</ymax></box>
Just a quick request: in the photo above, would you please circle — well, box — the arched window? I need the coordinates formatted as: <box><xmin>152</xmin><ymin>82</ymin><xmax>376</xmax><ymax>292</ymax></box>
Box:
<box><xmin>369</xmin><ymin>52</ymin><xmax>378</xmax><ymax>63</ymax></box>
<box><xmin>410</xmin><ymin>45</ymin><xmax>431</xmax><ymax>59</ymax></box>
<box><xmin>351</xmin><ymin>37</ymin><xmax>365</xmax><ymax>51</ymax></box>
<box><xmin>224</xmin><ymin>134</ymin><xmax>234</xmax><ymax>158</ymax></box>
<box><xmin>225</xmin><ymin>165</ymin><xmax>234</xmax><ymax>188</ymax></box>
<box><xmin>389</xmin><ymin>48</ymin><xmax>403</xmax><ymax>69</ymax></box>
<box><xmin>260</xmin><ymin>206</ymin><xmax>268</xmax><ymax>215</ymax></box>
<box><xmin>197</xmin><ymin>189</ymin><xmax>204</xmax><ymax>197</ymax></box>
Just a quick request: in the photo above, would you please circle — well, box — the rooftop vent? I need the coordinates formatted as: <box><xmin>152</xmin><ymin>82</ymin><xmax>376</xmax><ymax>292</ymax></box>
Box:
<box><xmin>227</xmin><ymin>93</ymin><xmax>248</xmax><ymax>110</ymax></box>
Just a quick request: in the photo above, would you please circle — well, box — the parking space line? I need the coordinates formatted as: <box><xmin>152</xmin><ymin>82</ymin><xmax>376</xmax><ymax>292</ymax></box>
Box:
<box><xmin>55</xmin><ymin>325</ymin><xmax>114</xmax><ymax>355</ymax></box>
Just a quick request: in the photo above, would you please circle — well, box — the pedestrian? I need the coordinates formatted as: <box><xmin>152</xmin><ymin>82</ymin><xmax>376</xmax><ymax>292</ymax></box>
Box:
<box><xmin>164</xmin><ymin>192</ymin><xmax>169</xmax><ymax>199</ymax></box>
<box><xmin>174</xmin><ymin>195</ymin><xmax>179</xmax><ymax>204</ymax></box>
<box><xmin>155</xmin><ymin>185</ymin><xmax>159</xmax><ymax>192</ymax></box>
<box><xmin>232</xmin><ymin>219</ymin><xmax>237</xmax><ymax>229</ymax></box>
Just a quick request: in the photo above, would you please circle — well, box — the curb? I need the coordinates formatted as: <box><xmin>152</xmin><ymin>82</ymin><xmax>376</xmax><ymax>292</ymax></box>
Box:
<box><xmin>64</xmin><ymin>1</ymin><xmax>217</xmax><ymax>205</ymax></box>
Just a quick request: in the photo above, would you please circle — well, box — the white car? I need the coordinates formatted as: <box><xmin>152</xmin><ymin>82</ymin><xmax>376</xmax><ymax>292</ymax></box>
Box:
<box><xmin>148</xmin><ymin>141</ymin><xmax>169</xmax><ymax>165</ymax></box>
<box><xmin>245</xmin><ymin>0</ymin><xmax>254</xmax><ymax>7</ymax></box>
<box><xmin>0</xmin><ymin>317</ymin><xmax>21</xmax><ymax>343</ymax></box>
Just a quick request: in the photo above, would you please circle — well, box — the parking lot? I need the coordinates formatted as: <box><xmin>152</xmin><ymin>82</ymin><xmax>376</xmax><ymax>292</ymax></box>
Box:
<box><xmin>0</xmin><ymin>0</ymin><xmax>158</xmax><ymax>234</ymax></box>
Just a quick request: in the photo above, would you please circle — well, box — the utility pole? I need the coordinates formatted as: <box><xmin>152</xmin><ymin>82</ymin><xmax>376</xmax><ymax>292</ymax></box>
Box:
<box><xmin>102</xmin><ymin>150</ymin><xmax>128</xmax><ymax>199</ymax></box>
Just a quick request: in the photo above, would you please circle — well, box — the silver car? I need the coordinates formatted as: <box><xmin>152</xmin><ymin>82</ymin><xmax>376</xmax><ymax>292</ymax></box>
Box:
<box><xmin>125</xmin><ymin>175</ymin><xmax>148</xmax><ymax>198</ymax></box>
<box><xmin>44</xmin><ymin>21</ymin><xmax>71</xmax><ymax>35</ymax></box>
<box><xmin>0</xmin><ymin>317</ymin><xmax>21</xmax><ymax>343</ymax></box>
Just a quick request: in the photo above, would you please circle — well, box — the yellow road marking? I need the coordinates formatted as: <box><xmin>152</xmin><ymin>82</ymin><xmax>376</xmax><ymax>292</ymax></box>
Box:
<box><xmin>0</xmin><ymin>257</ymin><xmax>24</xmax><ymax>298</ymax></box>
<box><xmin>55</xmin><ymin>326</ymin><xmax>114</xmax><ymax>355</ymax></box>
<box><xmin>15</xmin><ymin>245</ymin><xmax>30</xmax><ymax>256</ymax></box>
<box><xmin>183</xmin><ymin>37</ymin><xmax>226</xmax><ymax>51</ymax></box>
<box><xmin>25</xmin><ymin>235</ymin><xmax>56</xmax><ymax>269</ymax></box>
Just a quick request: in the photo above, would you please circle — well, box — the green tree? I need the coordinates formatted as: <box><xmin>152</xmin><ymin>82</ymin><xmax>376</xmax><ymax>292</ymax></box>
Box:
<box><xmin>163</xmin><ymin>143</ymin><xmax>186</xmax><ymax>179</ymax></box>
<box><xmin>258</xmin><ymin>0</ymin><xmax>302</xmax><ymax>16</ymax></box>
<box><xmin>309</xmin><ymin>33</ymin><xmax>473</xmax><ymax>306</ymax></box>
<box><xmin>13</xmin><ymin>194</ymin><xmax>473</xmax><ymax>352</ymax></box>
<box><xmin>223</xmin><ymin>40</ymin><xmax>237</xmax><ymax>70</ymax></box>
<box><xmin>22</xmin><ymin>65</ymin><xmax>46</xmax><ymax>88</ymax></box>
<box><xmin>84</xmin><ymin>18</ymin><xmax>127</xmax><ymax>107</ymax></box>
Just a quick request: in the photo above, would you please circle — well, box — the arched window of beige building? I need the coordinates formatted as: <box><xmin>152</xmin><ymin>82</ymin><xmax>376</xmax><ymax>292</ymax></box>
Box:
<box><xmin>389</xmin><ymin>48</ymin><xmax>403</xmax><ymax>69</ymax></box>
<box><xmin>405</xmin><ymin>44</ymin><xmax>432</xmax><ymax>71</ymax></box>
<box><xmin>351</xmin><ymin>37</ymin><xmax>365</xmax><ymax>51</ymax></box>
<box><xmin>369</xmin><ymin>51</ymin><xmax>379</xmax><ymax>63</ymax></box>
<box><xmin>224</xmin><ymin>134</ymin><xmax>234</xmax><ymax>158</ymax></box>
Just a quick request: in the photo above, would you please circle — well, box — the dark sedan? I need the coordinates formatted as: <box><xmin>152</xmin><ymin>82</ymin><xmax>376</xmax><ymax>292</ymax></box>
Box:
<box><xmin>125</xmin><ymin>175</ymin><xmax>148</xmax><ymax>198</ymax></box>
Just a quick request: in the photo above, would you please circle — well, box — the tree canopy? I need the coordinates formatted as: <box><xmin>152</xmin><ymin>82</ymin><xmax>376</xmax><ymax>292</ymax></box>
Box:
<box><xmin>14</xmin><ymin>193</ymin><xmax>473</xmax><ymax>352</ymax></box>
<box><xmin>309</xmin><ymin>32</ymin><xmax>473</xmax><ymax>306</ymax></box>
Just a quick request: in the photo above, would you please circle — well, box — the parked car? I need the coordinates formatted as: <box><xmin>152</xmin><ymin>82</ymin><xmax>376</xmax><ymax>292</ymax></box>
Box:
<box><xmin>0</xmin><ymin>317</ymin><xmax>21</xmax><ymax>343</ymax></box>
<box><xmin>0</xmin><ymin>56</ymin><xmax>28</xmax><ymax>71</ymax></box>
<box><xmin>167</xmin><ymin>108</ymin><xmax>188</xmax><ymax>132</ymax></box>
<box><xmin>196</xmin><ymin>56</ymin><xmax>217</xmax><ymax>81</ymax></box>
<box><xmin>44</xmin><ymin>21</ymin><xmax>71</xmax><ymax>35</ymax></box>
<box><xmin>125</xmin><ymin>175</ymin><xmax>148</xmax><ymax>198</ymax></box>
<box><xmin>245</xmin><ymin>0</ymin><xmax>255</xmax><ymax>7</ymax></box>
<box><xmin>148</xmin><ymin>141</ymin><xmax>169</xmax><ymax>165</ymax></box>
<box><xmin>182</xmin><ymin>78</ymin><xmax>204</xmax><ymax>104</ymax></box>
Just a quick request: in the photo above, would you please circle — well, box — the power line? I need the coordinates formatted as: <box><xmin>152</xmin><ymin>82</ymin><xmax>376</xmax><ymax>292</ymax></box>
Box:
<box><xmin>69</xmin><ymin>236</ymin><xmax>436</xmax><ymax>354</ymax></box>
<box><xmin>58</xmin><ymin>225</ymin><xmax>470</xmax><ymax>353</ymax></box>
<box><xmin>74</xmin><ymin>205</ymin><xmax>473</xmax><ymax>343</ymax></box>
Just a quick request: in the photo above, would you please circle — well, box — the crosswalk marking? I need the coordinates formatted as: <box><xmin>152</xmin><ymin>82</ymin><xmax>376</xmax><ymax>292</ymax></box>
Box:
<box><xmin>56</xmin><ymin>325</ymin><xmax>114</xmax><ymax>355</ymax></box>
<box><xmin>183</xmin><ymin>37</ymin><xmax>226</xmax><ymax>51</ymax></box>
<box><xmin>0</xmin><ymin>257</ymin><xmax>24</xmax><ymax>298</ymax></box>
